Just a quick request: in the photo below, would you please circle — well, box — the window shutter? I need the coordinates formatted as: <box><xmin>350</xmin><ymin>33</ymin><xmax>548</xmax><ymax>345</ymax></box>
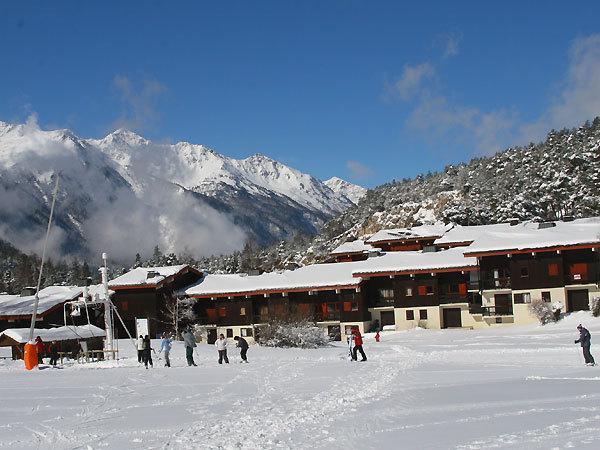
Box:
<box><xmin>417</xmin><ymin>285</ymin><xmax>427</xmax><ymax>296</ymax></box>
<box><xmin>547</xmin><ymin>263</ymin><xmax>559</xmax><ymax>276</ymax></box>
<box><xmin>569</xmin><ymin>263</ymin><xmax>588</xmax><ymax>280</ymax></box>
<box><xmin>218</xmin><ymin>307</ymin><xmax>226</xmax><ymax>317</ymax></box>
<box><xmin>207</xmin><ymin>308</ymin><xmax>217</xmax><ymax>319</ymax></box>
<box><xmin>458</xmin><ymin>283</ymin><xmax>467</xmax><ymax>295</ymax></box>
<box><xmin>343</xmin><ymin>301</ymin><xmax>352</xmax><ymax>312</ymax></box>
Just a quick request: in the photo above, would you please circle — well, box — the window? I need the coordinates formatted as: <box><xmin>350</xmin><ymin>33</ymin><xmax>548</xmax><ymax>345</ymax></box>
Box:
<box><xmin>226</xmin><ymin>328</ymin><xmax>233</xmax><ymax>338</ymax></box>
<box><xmin>426</xmin><ymin>285</ymin><xmax>434</xmax><ymax>296</ymax></box>
<box><xmin>569</xmin><ymin>263</ymin><xmax>588</xmax><ymax>281</ymax></box>
<box><xmin>326</xmin><ymin>302</ymin><xmax>339</xmax><ymax>313</ymax></box>
<box><xmin>447</xmin><ymin>284</ymin><xmax>459</xmax><ymax>294</ymax></box>
<box><xmin>419</xmin><ymin>309</ymin><xmax>428</xmax><ymax>320</ymax></box>
<box><xmin>259</xmin><ymin>306</ymin><xmax>269</xmax><ymax>316</ymax></box>
<box><xmin>241</xmin><ymin>328</ymin><xmax>253</xmax><ymax>337</ymax></box>
<box><xmin>406</xmin><ymin>310</ymin><xmax>415</xmax><ymax>321</ymax></box>
<box><xmin>240</xmin><ymin>307</ymin><xmax>246</xmax><ymax>316</ymax></box>
<box><xmin>541</xmin><ymin>291</ymin><xmax>551</xmax><ymax>302</ymax></box>
<box><xmin>520</xmin><ymin>267</ymin><xmax>529</xmax><ymax>278</ymax></box>
<box><xmin>121</xmin><ymin>301</ymin><xmax>128</xmax><ymax>311</ymax></box>
<box><xmin>218</xmin><ymin>307</ymin><xmax>227</xmax><ymax>317</ymax></box>
<box><xmin>548</xmin><ymin>263</ymin><xmax>559</xmax><ymax>277</ymax></box>
<box><xmin>352</xmin><ymin>301</ymin><xmax>358</xmax><ymax>311</ymax></box>
<box><xmin>513</xmin><ymin>293</ymin><xmax>531</xmax><ymax>304</ymax></box>
<box><xmin>379</xmin><ymin>289</ymin><xmax>394</xmax><ymax>299</ymax></box>
<box><xmin>417</xmin><ymin>286</ymin><xmax>427</xmax><ymax>296</ymax></box>
<box><xmin>405</xmin><ymin>287</ymin><xmax>413</xmax><ymax>296</ymax></box>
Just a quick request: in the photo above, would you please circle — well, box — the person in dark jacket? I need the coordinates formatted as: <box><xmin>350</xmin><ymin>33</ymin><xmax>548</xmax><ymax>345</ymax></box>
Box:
<box><xmin>575</xmin><ymin>324</ymin><xmax>595</xmax><ymax>366</ymax></box>
<box><xmin>352</xmin><ymin>329</ymin><xmax>367</xmax><ymax>362</ymax></box>
<box><xmin>142</xmin><ymin>335</ymin><xmax>153</xmax><ymax>369</ymax></box>
<box><xmin>48</xmin><ymin>340</ymin><xmax>59</xmax><ymax>366</ymax></box>
<box><xmin>234</xmin><ymin>336</ymin><xmax>249</xmax><ymax>363</ymax></box>
<box><xmin>181</xmin><ymin>329</ymin><xmax>197</xmax><ymax>366</ymax></box>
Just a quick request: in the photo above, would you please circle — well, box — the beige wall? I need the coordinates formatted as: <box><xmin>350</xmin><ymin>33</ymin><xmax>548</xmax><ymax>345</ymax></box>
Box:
<box><xmin>394</xmin><ymin>306</ymin><xmax>442</xmax><ymax>330</ymax></box>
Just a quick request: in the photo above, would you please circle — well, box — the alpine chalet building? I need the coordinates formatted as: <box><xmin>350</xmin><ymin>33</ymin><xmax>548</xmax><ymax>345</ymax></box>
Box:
<box><xmin>106</xmin><ymin>217</ymin><xmax>600</xmax><ymax>343</ymax></box>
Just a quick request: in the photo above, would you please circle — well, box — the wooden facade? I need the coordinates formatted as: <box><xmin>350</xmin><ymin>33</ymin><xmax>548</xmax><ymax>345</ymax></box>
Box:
<box><xmin>111</xmin><ymin>267</ymin><xmax>202</xmax><ymax>338</ymax></box>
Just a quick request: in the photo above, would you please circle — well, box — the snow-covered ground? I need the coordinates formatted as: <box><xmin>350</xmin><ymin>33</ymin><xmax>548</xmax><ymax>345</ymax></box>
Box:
<box><xmin>1</xmin><ymin>312</ymin><xmax>599</xmax><ymax>449</ymax></box>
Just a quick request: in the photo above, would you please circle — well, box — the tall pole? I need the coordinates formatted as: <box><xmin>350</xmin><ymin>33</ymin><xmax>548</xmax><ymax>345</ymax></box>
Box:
<box><xmin>28</xmin><ymin>175</ymin><xmax>60</xmax><ymax>343</ymax></box>
<box><xmin>100</xmin><ymin>252</ymin><xmax>115</xmax><ymax>359</ymax></box>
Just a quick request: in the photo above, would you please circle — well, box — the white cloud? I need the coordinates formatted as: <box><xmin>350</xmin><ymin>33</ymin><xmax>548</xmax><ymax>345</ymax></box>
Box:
<box><xmin>111</xmin><ymin>75</ymin><xmax>166</xmax><ymax>132</ymax></box>
<box><xmin>435</xmin><ymin>32</ymin><xmax>461</xmax><ymax>59</ymax></box>
<box><xmin>386</xmin><ymin>62</ymin><xmax>435</xmax><ymax>101</ymax></box>
<box><xmin>388</xmin><ymin>33</ymin><xmax>600</xmax><ymax>154</ymax></box>
<box><xmin>346</xmin><ymin>160</ymin><xmax>374</xmax><ymax>180</ymax></box>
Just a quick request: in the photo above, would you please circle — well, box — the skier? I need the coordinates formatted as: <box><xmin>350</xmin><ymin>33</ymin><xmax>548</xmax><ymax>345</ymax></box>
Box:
<box><xmin>48</xmin><ymin>340</ymin><xmax>59</xmax><ymax>366</ymax></box>
<box><xmin>159</xmin><ymin>332</ymin><xmax>172</xmax><ymax>367</ymax></box>
<box><xmin>136</xmin><ymin>335</ymin><xmax>144</xmax><ymax>363</ymax></box>
<box><xmin>352</xmin><ymin>328</ymin><xmax>367</xmax><ymax>362</ymax></box>
<box><xmin>574</xmin><ymin>324</ymin><xmax>595</xmax><ymax>366</ymax></box>
<box><xmin>375</xmin><ymin>330</ymin><xmax>380</xmax><ymax>343</ymax></box>
<box><xmin>215</xmin><ymin>333</ymin><xmax>229</xmax><ymax>364</ymax></box>
<box><xmin>234</xmin><ymin>336</ymin><xmax>249</xmax><ymax>363</ymax></box>
<box><xmin>35</xmin><ymin>336</ymin><xmax>44</xmax><ymax>365</ymax></box>
<box><xmin>181</xmin><ymin>328</ymin><xmax>197</xmax><ymax>366</ymax></box>
<box><xmin>142</xmin><ymin>335</ymin><xmax>153</xmax><ymax>369</ymax></box>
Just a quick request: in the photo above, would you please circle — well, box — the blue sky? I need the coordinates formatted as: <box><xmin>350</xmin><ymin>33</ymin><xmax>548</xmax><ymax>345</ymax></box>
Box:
<box><xmin>1</xmin><ymin>1</ymin><xmax>600</xmax><ymax>187</ymax></box>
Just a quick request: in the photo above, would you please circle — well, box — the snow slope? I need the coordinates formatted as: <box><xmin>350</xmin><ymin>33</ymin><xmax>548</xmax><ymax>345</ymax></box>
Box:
<box><xmin>324</xmin><ymin>177</ymin><xmax>367</xmax><ymax>205</ymax></box>
<box><xmin>1</xmin><ymin>312</ymin><xmax>600</xmax><ymax>449</ymax></box>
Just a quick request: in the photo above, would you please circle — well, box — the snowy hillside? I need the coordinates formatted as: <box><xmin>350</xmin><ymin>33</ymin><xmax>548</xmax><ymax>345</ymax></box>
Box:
<box><xmin>324</xmin><ymin>176</ymin><xmax>366</xmax><ymax>205</ymax></box>
<box><xmin>1</xmin><ymin>312</ymin><xmax>599</xmax><ymax>448</ymax></box>
<box><xmin>0</xmin><ymin>119</ymin><xmax>357</xmax><ymax>261</ymax></box>
<box><xmin>242</xmin><ymin>118</ymin><xmax>600</xmax><ymax>271</ymax></box>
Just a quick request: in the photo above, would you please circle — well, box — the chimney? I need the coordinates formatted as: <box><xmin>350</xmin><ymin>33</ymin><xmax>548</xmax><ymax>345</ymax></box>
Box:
<box><xmin>146</xmin><ymin>270</ymin><xmax>159</xmax><ymax>280</ymax></box>
<box><xmin>20</xmin><ymin>287</ymin><xmax>37</xmax><ymax>297</ymax></box>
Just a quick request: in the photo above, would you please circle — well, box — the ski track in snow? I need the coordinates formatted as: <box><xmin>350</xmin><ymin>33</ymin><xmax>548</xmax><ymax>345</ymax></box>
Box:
<box><xmin>1</xmin><ymin>312</ymin><xmax>600</xmax><ymax>449</ymax></box>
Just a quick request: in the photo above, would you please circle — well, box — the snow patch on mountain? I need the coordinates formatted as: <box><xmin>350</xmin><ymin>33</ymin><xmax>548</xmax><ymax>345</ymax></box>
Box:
<box><xmin>323</xmin><ymin>177</ymin><xmax>366</xmax><ymax>204</ymax></box>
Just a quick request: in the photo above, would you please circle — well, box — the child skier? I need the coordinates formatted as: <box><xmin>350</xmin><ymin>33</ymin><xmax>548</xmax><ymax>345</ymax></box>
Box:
<box><xmin>215</xmin><ymin>333</ymin><xmax>229</xmax><ymax>364</ymax></box>
<box><xmin>159</xmin><ymin>332</ymin><xmax>172</xmax><ymax>367</ymax></box>
<box><xmin>181</xmin><ymin>328</ymin><xmax>197</xmax><ymax>366</ymax></box>
<box><xmin>352</xmin><ymin>328</ymin><xmax>367</xmax><ymax>362</ymax></box>
<box><xmin>234</xmin><ymin>336</ymin><xmax>249</xmax><ymax>363</ymax></box>
<box><xmin>142</xmin><ymin>335</ymin><xmax>153</xmax><ymax>369</ymax></box>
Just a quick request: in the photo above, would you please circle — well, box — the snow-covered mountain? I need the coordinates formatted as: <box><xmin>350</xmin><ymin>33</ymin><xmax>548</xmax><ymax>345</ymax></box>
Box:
<box><xmin>323</xmin><ymin>177</ymin><xmax>366</xmax><ymax>205</ymax></box>
<box><xmin>0</xmin><ymin>119</ymin><xmax>359</xmax><ymax>261</ymax></box>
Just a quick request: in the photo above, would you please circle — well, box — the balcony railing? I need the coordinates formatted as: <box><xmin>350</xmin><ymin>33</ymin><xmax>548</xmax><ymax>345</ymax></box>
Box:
<box><xmin>438</xmin><ymin>294</ymin><xmax>470</xmax><ymax>304</ymax></box>
<box><xmin>481</xmin><ymin>277</ymin><xmax>511</xmax><ymax>290</ymax></box>
<box><xmin>481</xmin><ymin>305</ymin><xmax>513</xmax><ymax>316</ymax></box>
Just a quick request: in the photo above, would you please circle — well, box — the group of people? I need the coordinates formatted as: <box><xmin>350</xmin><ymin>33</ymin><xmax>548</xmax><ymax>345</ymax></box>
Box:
<box><xmin>143</xmin><ymin>329</ymin><xmax>250</xmax><ymax>368</ymax></box>
<box><xmin>33</xmin><ymin>336</ymin><xmax>60</xmax><ymax>366</ymax></box>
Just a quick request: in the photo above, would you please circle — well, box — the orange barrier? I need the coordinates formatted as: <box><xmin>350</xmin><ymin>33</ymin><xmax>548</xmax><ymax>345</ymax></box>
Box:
<box><xmin>24</xmin><ymin>343</ymin><xmax>38</xmax><ymax>370</ymax></box>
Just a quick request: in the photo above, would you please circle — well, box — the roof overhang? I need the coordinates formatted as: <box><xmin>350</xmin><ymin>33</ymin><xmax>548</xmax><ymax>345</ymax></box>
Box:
<box><xmin>464</xmin><ymin>243</ymin><xmax>600</xmax><ymax>258</ymax></box>
<box><xmin>352</xmin><ymin>265</ymin><xmax>478</xmax><ymax>278</ymax></box>
<box><xmin>110</xmin><ymin>266</ymin><xmax>203</xmax><ymax>291</ymax></box>
<box><xmin>187</xmin><ymin>283</ymin><xmax>361</xmax><ymax>299</ymax></box>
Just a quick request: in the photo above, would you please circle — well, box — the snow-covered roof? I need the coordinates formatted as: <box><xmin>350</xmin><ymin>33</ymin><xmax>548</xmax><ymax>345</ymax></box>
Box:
<box><xmin>366</xmin><ymin>224</ymin><xmax>448</xmax><ymax>244</ymax></box>
<box><xmin>330</xmin><ymin>240</ymin><xmax>375</xmax><ymax>255</ymax></box>
<box><xmin>434</xmin><ymin>223</ymin><xmax>515</xmax><ymax>245</ymax></box>
<box><xmin>351</xmin><ymin>247</ymin><xmax>477</xmax><ymax>276</ymax></box>
<box><xmin>0</xmin><ymin>286</ymin><xmax>83</xmax><ymax>318</ymax></box>
<box><xmin>109</xmin><ymin>265</ymin><xmax>191</xmax><ymax>288</ymax></box>
<box><xmin>464</xmin><ymin>217</ymin><xmax>600</xmax><ymax>255</ymax></box>
<box><xmin>0</xmin><ymin>325</ymin><xmax>105</xmax><ymax>344</ymax></box>
<box><xmin>183</xmin><ymin>262</ymin><xmax>363</xmax><ymax>297</ymax></box>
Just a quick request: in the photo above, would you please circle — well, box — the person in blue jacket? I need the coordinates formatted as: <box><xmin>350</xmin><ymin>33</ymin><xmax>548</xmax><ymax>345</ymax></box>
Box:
<box><xmin>159</xmin><ymin>332</ymin><xmax>172</xmax><ymax>367</ymax></box>
<box><xmin>574</xmin><ymin>324</ymin><xmax>595</xmax><ymax>366</ymax></box>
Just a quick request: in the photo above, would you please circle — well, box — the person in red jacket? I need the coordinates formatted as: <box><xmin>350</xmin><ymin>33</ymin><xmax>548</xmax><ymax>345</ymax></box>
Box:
<box><xmin>351</xmin><ymin>328</ymin><xmax>367</xmax><ymax>362</ymax></box>
<box><xmin>34</xmin><ymin>336</ymin><xmax>44</xmax><ymax>365</ymax></box>
<box><xmin>375</xmin><ymin>331</ymin><xmax>380</xmax><ymax>343</ymax></box>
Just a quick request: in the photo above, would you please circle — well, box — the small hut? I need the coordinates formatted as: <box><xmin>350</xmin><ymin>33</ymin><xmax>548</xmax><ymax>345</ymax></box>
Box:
<box><xmin>0</xmin><ymin>325</ymin><xmax>105</xmax><ymax>360</ymax></box>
